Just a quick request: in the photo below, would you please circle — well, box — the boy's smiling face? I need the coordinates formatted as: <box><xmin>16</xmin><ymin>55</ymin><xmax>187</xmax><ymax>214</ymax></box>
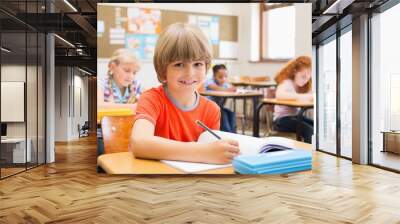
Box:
<box><xmin>165</xmin><ymin>60</ymin><xmax>206</xmax><ymax>92</ymax></box>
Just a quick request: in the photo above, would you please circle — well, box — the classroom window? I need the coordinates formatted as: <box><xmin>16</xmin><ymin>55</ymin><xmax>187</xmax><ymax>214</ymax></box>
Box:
<box><xmin>339</xmin><ymin>28</ymin><xmax>352</xmax><ymax>158</ymax></box>
<box><xmin>370</xmin><ymin>2</ymin><xmax>400</xmax><ymax>171</ymax></box>
<box><xmin>260</xmin><ymin>4</ymin><xmax>295</xmax><ymax>60</ymax></box>
<box><xmin>317</xmin><ymin>36</ymin><xmax>337</xmax><ymax>155</ymax></box>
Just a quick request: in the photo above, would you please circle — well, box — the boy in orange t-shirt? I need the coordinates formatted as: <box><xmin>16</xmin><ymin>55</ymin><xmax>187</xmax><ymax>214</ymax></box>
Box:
<box><xmin>131</xmin><ymin>23</ymin><xmax>240</xmax><ymax>164</ymax></box>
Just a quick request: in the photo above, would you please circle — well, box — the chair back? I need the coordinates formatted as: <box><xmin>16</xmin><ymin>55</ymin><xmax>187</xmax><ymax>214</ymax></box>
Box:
<box><xmin>239</xmin><ymin>75</ymin><xmax>251</xmax><ymax>82</ymax></box>
<box><xmin>101</xmin><ymin>115</ymin><xmax>135</xmax><ymax>154</ymax></box>
<box><xmin>82</xmin><ymin>121</ymin><xmax>90</xmax><ymax>130</ymax></box>
<box><xmin>250</xmin><ymin>76</ymin><xmax>270</xmax><ymax>82</ymax></box>
<box><xmin>263</xmin><ymin>88</ymin><xmax>276</xmax><ymax>136</ymax></box>
<box><xmin>97</xmin><ymin>108</ymin><xmax>134</xmax><ymax>124</ymax></box>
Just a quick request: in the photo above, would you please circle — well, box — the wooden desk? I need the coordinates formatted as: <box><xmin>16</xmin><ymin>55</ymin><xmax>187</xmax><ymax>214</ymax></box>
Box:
<box><xmin>97</xmin><ymin>140</ymin><xmax>312</xmax><ymax>174</ymax></box>
<box><xmin>200</xmin><ymin>91</ymin><xmax>263</xmax><ymax>136</ymax></box>
<box><xmin>97</xmin><ymin>108</ymin><xmax>134</xmax><ymax>124</ymax></box>
<box><xmin>1</xmin><ymin>138</ymin><xmax>32</xmax><ymax>164</ymax></box>
<box><xmin>381</xmin><ymin>131</ymin><xmax>400</xmax><ymax>154</ymax></box>
<box><xmin>231</xmin><ymin>80</ymin><xmax>277</xmax><ymax>88</ymax></box>
<box><xmin>254</xmin><ymin>98</ymin><xmax>314</xmax><ymax>140</ymax></box>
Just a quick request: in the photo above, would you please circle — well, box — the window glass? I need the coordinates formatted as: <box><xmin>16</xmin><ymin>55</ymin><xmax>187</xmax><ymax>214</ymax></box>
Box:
<box><xmin>262</xmin><ymin>5</ymin><xmax>295</xmax><ymax>59</ymax></box>
<box><xmin>371</xmin><ymin>3</ymin><xmax>400</xmax><ymax>171</ymax></box>
<box><xmin>318</xmin><ymin>37</ymin><xmax>337</xmax><ymax>154</ymax></box>
<box><xmin>339</xmin><ymin>29</ymin><xmax>352</xmax><ymax>158</ymax></box>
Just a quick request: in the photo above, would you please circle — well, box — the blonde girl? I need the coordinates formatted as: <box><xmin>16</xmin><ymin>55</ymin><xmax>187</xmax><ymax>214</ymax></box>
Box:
<box><xmin>98</xmin><ymin>48</ymin><xmax>142</xmax><ymax>112</ymax></box>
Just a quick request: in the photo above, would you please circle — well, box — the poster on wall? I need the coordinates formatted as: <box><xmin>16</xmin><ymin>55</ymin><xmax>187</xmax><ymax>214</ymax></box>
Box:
<box><xmin>124</xmin><ymin>8</ymin><xmax>161</xmax><ymax>59</ymax></box>
<box><xmin>127</xmin><ymin>8</ymin><xmax>161</xmax><ymax>34</ymax></box>
<box><xmin>104</xmin><ymin>7</ymin><xmax>161</xmax><ymax>59</ymax></box>
<box><xmin>125</xmin><ymin>34</ymin><xmax>158</xmax><ymax>60</ymax></box>
<box><xmin>188</xmin><ymin>15</ymin><xmax>219</xmax><ymax>45</ymax></box>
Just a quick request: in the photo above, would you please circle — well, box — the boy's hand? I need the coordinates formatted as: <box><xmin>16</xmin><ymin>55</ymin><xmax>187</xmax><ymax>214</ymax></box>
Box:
<box><xmin>202</xmin><ymin>139</ymin><xmax>240</xmax><ymax>164</ymax></box>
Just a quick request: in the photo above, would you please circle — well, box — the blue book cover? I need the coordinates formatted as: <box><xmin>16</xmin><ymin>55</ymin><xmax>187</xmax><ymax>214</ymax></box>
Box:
<box><xmin>232</xmin><ymin>149</ymin><xmax>312</xmax><ymax>174</ymax></box>
<box><xmin>233</xmin><ymin>157</ymin><xmax>311</xmax><ymax>171</ymax></box>
<box><xmin>233</xmin><ymin>159</ymin><xmax>312</xmax><ymax>174</ymax></box>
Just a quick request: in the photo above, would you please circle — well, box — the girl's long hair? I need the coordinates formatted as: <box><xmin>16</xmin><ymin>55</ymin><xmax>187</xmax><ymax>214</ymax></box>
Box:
<box><xmin>107</xmin><ymin>49</ymin><xmax>139</xmax><ymax>103</ymax></box>
<box><xmin>274</xmin><ymin>56</ymin><xmax>312</xmax><ymax>93</ymax></box>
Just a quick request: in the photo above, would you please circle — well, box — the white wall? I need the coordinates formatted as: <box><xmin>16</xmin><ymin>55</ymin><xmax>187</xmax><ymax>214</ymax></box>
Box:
<box><xmin>97</xmin><ymin>3</ymin><xmax>312</xmax><ymax>90</ymax></box>
<box><xmin>54</xmin><ymin>67</ymin><xmax>89</xmax><ymax>141</ymax></box>
<box><xmin>55</xmin><ymin>67</ymin><xmax>69</xmax><ymax>141</ymax></box>
<box><xmin>1</xmin><ymin>65</ymin><xmax>40</xmax><ymax>137</ymax></box>
<box><xmin>1</xmin><ymin>64</ymin><xmax>46</xmax><ymax>163</ymax></box>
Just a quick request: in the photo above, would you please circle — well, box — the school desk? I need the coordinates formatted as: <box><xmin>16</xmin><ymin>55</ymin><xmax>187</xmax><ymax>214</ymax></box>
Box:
<box><xmin>199</xmin><ymin>90</ymin><xmax>263</xmax><ymax>136</ymax></box>
<box><xmin>97</xmin><ymin>139</ymin><xmax>312</xmax><ymax>174</ymax></box>
<box><xmin>381</xmin><ymin>131</ymin><xmax>400</xmax><ymax>154</ymax></box>
<box><xmin>254</xmin><ymin>98</ymin><xmax>314</xmax><ymax>140</ymax></box>
<box><xmin>97</xmin><ymin>108</ymin><xmax>134</xmax><ymax>124</ymax></box>
<box><xmin>230</xmin><ymin>80</ymin><xmax>277</xmax><ymax>89</ymax></box>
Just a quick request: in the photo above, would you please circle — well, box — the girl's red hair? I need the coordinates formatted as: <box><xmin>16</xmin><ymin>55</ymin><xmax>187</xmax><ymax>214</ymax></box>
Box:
<box><xmin>274</xmin><ymin>56</ymin><xmax>312</xmax><ymax>93</ymax></box>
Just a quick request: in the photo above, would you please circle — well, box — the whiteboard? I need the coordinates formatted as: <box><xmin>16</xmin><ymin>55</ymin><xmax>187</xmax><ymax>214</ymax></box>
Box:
<box><xmin>1</xmin><ymin>82</ymin><xmax>25</xmax><ymax>122</ymax></box>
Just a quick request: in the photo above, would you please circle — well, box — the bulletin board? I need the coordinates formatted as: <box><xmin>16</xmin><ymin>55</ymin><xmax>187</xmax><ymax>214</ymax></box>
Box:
<box><xmin>97</xmin><ymin>4</ymin><xmax>238</xmax><ymax>60</ymax></box>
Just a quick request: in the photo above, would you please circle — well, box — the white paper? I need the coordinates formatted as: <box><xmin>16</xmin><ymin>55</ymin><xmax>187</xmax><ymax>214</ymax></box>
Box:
<box><xmin>161</xmin><ymin>160</ymin><xmax>231</xmax><ymax>173</ymax></box>
<box><xmin>219</xmin><ymin>41</ymin><xmax>238</xmax><ymax>59</ymax></box>
<box><xmin>161</xmin><ymin>131</ymin><xmax>296</xmax><ymax>173</ymax></box>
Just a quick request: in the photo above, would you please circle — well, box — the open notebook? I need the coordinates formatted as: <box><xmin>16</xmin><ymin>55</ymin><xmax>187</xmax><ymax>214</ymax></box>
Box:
<box><xmin>161</xmin><ymin>130</ymin><xmax>296</xmax><ymax>173</ymax></box>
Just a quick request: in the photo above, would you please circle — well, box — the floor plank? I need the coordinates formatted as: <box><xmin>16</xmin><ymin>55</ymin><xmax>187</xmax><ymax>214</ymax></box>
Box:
<box><xmin>1</xmin><ymin>136</ymin><xmax>400</xmax><ymax>223</ymax></box>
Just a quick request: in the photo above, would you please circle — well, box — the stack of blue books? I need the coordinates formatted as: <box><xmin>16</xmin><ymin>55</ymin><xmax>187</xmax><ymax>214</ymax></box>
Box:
<box><xmin>232</xmin><ymin>149</ymin><xmax>312</xmax><ymax>174</ymax></box>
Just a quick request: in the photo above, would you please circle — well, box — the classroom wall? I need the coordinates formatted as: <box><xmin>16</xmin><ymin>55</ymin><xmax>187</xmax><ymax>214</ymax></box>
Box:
<box><xmin>97</xmin><ymin>3</ymin><xmax>312</xmax><ymax>90</ymax></box>
<box><xmin>54</xmin><ymin>67</ymin><xmax>89</xmax><ymax>141</ymax></box>
<box><xmin>238</xmin><ymin>3</ymin><xmax>312</xmax><ymax>79</ymax></box>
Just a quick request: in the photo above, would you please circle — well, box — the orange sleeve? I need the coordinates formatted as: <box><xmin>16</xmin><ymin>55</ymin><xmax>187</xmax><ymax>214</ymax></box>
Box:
<box><xmin>207</xmin><ymin>100</ymin><xmax>221</xmax><ymax>130</ymax></box>
<box><xmin>134</xmin><ymin>89</ymin><xmax>162</xmax><ymax>125</ymax></box>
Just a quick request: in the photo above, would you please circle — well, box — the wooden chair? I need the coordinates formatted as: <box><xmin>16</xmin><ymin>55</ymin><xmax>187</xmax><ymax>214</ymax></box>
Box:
<box><xmin>97</xmin><ymin>108</ymin><xmax>134</xmax><ymax>124</ymax></box>
<box><xmin>261</xmin><ymin>89</ymin><xmax>296</xmax><ymax>139</ymax></box>
<box><xmin>101</xmin><ymin>115</ymin><xmax>135</xmax><ymax>154</ymax></box>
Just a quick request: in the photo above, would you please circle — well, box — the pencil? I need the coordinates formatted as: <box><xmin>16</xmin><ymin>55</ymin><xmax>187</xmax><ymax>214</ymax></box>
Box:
<box><xmin>195</xmin><ymin>120</ymin><xmax>222</xmax><ymax>140</ymax></box>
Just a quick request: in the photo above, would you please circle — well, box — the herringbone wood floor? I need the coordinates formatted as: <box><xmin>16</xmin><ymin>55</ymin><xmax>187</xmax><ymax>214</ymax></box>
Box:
<box><xmin>1</xmin><ymin>136</ymin><xmax>400</xmax><ymax>223</ymax></box>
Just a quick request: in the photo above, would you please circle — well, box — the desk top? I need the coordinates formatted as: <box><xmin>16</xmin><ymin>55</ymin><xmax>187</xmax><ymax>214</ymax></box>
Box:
<box><xmin>200</xmin><ymin>90</ymin><xmax>263</xmax><ymax>98</ymax></box>
<box><xmin>261</xmin><ymin>98</ymin><xmax>314</xmax><ymax>108</ymax></box>
<box><xmin>97</xmin><ymin>139</ymin><xmax>312</xmax><ymax>174</ymax></box>
<box><xmin>231</xmin><ymin>81</ymin><xmax>277</xmax><ymax>88</ymax></box>
<box><xmin>381</xmin><ymin>130</ymin><xmax>400</xmax><ymax>134</ymax></box>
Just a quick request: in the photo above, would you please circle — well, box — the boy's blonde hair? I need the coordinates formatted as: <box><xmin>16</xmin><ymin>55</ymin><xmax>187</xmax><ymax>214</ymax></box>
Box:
<box><xmin>153</xmin><ymin>23</ymin><xmax>212</xmax><ymax>82</ymax></box>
